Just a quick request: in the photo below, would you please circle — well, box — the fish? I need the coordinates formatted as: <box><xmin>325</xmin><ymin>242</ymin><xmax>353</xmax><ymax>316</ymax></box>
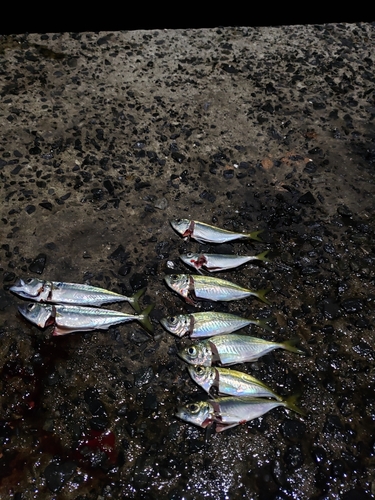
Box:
<box><xmin>164</xmin><ymin>274</ymin><xmax>271</xmax><ymax>306</ymax></box>
<box><xmin>178</xmin><ymin>334</ymin><xmax>304</xmax><ymax>366</ymax></box>
<box><xmin>176</xmin><ymin>394</ymin><xmax>305</xmax><ymax>432</ymax></box>
<box><xmin>10</xmin><ymin>278</ymin><xmax>144</xmax><ymax>313</ymax></box>
<box><xmin>170</xmin><ymin>219</ymin><xmax>263</xmax><ymax>244</ymax></box>
<box><xmin>188</xmin><ymin>365</ymin><xmax>283</xmax><ymax>399</ymax></box>
<box><xmin>17</xmin><ymin>302</ymin><xmax>154</xmax><ymax>335</ymax></box>
<box><xmin>160</xmin><ymin>311</ymin><xmax>272</xmax><ymax>338</ymax></box>
<box><xmin>180</xmin><ymin>250</ymin><xmax>269</xmax><ymax>273</ymax></box>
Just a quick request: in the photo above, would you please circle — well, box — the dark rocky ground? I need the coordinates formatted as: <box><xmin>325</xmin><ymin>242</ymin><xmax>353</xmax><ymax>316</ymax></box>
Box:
<box><xmin>0</xmin><ymin>24</ymin><xmax>374</xmax><ymax>499</ymax></box>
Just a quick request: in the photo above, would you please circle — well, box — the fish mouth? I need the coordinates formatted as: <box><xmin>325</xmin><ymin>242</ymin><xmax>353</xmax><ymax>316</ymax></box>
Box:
<box><xmin>17</xmin><ymin>303</ymin><xmax>32</xmax><ymax>318</ymax></box>
<box><xmin>9</xmin><ymin>279</ymin><xmax>28</xmax><ymax>295</ymax></box>
<box><xmin>175</xmin><ymin>406</ymin><xmax>190</xmax><ymax>421</ymax></box>
<box><xmin>10</xmin><ymin>278</ymin><xmax>40</xmax><ymax>298</ymax></box>
<box><xmin>159</xmin><ymin>318</ymin><xmax>171</xmax><ymax>331</ymax></box>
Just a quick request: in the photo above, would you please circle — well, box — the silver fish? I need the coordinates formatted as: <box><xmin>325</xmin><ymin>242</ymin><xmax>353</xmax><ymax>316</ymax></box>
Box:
<box><xmin>188</xmin><ymin>365</ymin><xmax>283</xmax><ymax>399</ymax></box>
<box><xmin>180</xmin><ymin>251</ymin><xmax>269</xmax><ymax>273</ymax></box>
<box><xmin>164</xmin><ymin>274</ymin><xmax>270</xmax><ymax>306</ymax></box>
<box><xmin>176</xmin><ymin>395</ymin><xmax>305</xmax><ymax>432</ymax></box>
<box><xmin>10</xmin><ymin>278</ymin><xmax>144</xmax><ymax>313</ymax></box>
<box><xmin>18</xmin><ymin>302</ymin><xmax>154</xmax><ymax>335</ymax></box>
<box><xmin>170</xmin><ymin>219</ymin><xmax>263</xmax><ymax>244</ymax></box>
<box><xmin>160</xmin><ymin>311</ymin><xmax>272</xmax><ymax>338</ymax></box>
<box><xmin>179</xmin><ymin>334</ymin><xmax>304</xmax><ymax>366</ymax></box>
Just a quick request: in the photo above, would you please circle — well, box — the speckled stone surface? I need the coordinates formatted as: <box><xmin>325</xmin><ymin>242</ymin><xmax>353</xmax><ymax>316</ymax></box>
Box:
<box><xmin>0</xmin><ymin>25</ymin><xmax>374</xmax><ymax>499</ymax></box>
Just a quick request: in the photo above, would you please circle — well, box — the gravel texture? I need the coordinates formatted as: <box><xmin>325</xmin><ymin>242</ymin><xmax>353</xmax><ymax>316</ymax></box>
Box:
<box><xmin>0</xmin><ymin>24</ymin><xmax>375</xmax><ymax>499</ymax></box>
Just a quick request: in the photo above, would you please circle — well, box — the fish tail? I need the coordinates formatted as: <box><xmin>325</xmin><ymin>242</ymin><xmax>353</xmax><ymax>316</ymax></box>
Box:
<box><xmin>254</xmin><ymin>318</ymin><xmax>273</xmax><ymax>332</ymax></box>
<box><xmin>138</xmin><ymin>304</ymin><xmax>155</xmax><ymax>334</ymax></box>
<box><xmin>255</xmin><ymin>250</ymin><xmax>270</xmax><ymax>262</ymax></box>
<box><xmin>281</xmin><ymin>337</ymin><xmax>305</xmax><ymax>355</ymax></box>
<box><xmin>283</xmin><ymin>393</ymin><xmax>306</xmax><ymax>417</ymax></box>
<box><xmin>255</xmin><ymin>288</ymin><xmax>272</xmax><ymax>305</ymax></box>
<box><xmin>247</xmin><ymin>230</ymin><xmax>263</xmax><ymax>242</ymax></box>
<box><xmin>129</xmin><ymin>287</ymin><xmax>146</xmax><ymax>313</ymax></box>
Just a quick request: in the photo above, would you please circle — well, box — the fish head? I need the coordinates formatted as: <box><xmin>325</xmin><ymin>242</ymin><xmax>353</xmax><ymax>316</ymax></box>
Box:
<box><xmin>160</xmin><ymin>314</ymin><xmax>189</xmax><ymax>337</ymax></box>
<box><xmin>10</xmin><ymin>277</ymin><xmax>46</xmax><ymax>299</ymax></box>
<box><xmin>179</xmin><ymin>252</ymin><xmax>201</xmax><ymax>270</ymax></box>
<box><xmin>175</xmin><ymin>400</ymin><xmax>213</xmax><ymax>429</ymax></box>
<box><xmin>188</xmin><ymin>365</ymin><xmax>215</xmax><ymax>394</ymax></box>
<box><xmin>164</xmin><ymin>274</ymin><xmax>190</xmax><ymax>299</ymax></box>
<box><xmin>170</xmin><ymin>219</ymin><xmax>191</xmax><ymax>237</ymax></box>
<box><xmin>179</xmin><ymin>342</ymin><xmax>213</xmax><ymax>366</ymax></box>
<box><xmin>18</xmin><ymin>302</ymin><xmax>53</xmax><ymax>328</ymax></box>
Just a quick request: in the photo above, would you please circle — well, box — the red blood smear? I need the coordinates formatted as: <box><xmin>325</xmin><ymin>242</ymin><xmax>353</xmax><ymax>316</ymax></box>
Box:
<box><xmin>76</xmin><ymin>430</ymin><xmax>118</xmax><ymax>464</ymax></box>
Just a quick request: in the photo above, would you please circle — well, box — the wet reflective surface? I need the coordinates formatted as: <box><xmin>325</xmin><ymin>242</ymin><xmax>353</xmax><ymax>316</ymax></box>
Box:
<box><xmin>1</xmin><ymin>25</ymin><xmax>375</xmax><ymax>498</ymax></box>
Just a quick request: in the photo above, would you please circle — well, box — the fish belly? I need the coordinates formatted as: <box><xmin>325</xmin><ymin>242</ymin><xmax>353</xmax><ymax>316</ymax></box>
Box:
<box><xmin>206</xmin><ymin>255</ymin><xmax>251</xmax><ymax>271</ymax></box>
<box><xmin>192</xmin><ymin>316</ymin><xmax>250</xmax><ymax>338</ymax></box>
<box><xmin>216</xmin><ymin>342</ymin><xmax>258</xmax><ymax>364</ymax></box>
<box><xmin>194</xmin><ymin>224</ymin><xmax>241</xmax><ymax>244</ymax></box>
<box><xmin>51</xmin><ymin>283</ymin><xmax>125</xmax><ymax>305</ymax></box>
<box><xmin>218</xmin><ymin>398</ymin><xmax>281</xmax><ymax>423</ymax></box>
<box><xmin>194</xmin><ymin>284</ymin><xmax>251</xmax><ymax>302</ymax></box>
<box><xmin>54</xmin><ymin>305</ymin><xmax>134</xmax><ymax>331</ymax></box>
<box><xmin>218</xmin><ymin>374</ymin><xmax>272</xmax><ymax>398</ymax></box>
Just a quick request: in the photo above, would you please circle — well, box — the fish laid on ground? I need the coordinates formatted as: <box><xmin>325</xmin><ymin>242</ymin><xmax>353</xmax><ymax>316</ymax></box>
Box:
<box><xmin>188</xmin><ymin>365</ymin><xmax>283</xmax><ymax>399</ymax></box>
<box><xmin>18</xmin><ymin>302</ymin><xmax>154</xmax><ymax>335</ymax></box>
<box><xmin>176</xmin><ymin>395</ymin><xmax>305</xmax><ymax>432</ymax></box>
<box><xmin>170</xmin><ymin>219</ymin><xmax>263</xmax><ymax>244</ymax></box>
<box><xmin>160</xmin><ymin>311</ymin><xmax>272</xmax><ymax>338</ymax></box>
<box><xmin>179</xmin><ymin>334</ymin><xmax>304</xmax><ymax>366</ymax></box>
<box><xmin>10</xmin><ymin>278</ymin><xmax>144</xmax><ymax>313</ymax></box>
<box><xmin>180</xmin><ymin>251</ymin><xmax>269</xmax><ymax>273</ymax></box>
<box><xmin>164</xmin><ymin>274</ymin><xmax>270</xmax><ymax>306</ymax></box>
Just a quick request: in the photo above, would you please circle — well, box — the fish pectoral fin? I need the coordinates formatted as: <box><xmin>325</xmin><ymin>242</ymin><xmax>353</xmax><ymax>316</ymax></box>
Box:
<box><xmin>215</xmin><ymin>422</ymin><xmax>238</xmax><ymax>432</ymax></box>
<box><xmin>52</xmin><ymin>325</ymin><xmax>79</xmax><ymax>336</ymax></box>
<box><xmin>185</xmin><ymin>295</ymin><xmax>200</xmax><ymax>306</ymax></box>
<box><xmin>206</xmin><ymin>267</ymin><xmax>222</xmax><ymax>272</ymax></box>
<box><xmin>201</xmin><ymin>417</ymin><xmax>213</xmax><ymax>429</ymax></box>
<box><xmin>192</xmin><ymin>236</ymin><xmax>206</xmax><ymax>244</ymax></box>
<box><xmin>45</xmin><ymin>316</ymin><xmax>55</xmax><ymax>328</ymax></box>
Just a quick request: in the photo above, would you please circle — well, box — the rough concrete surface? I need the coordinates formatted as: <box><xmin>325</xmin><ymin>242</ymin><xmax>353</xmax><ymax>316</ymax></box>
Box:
<box><xmin>0</xmin><ymin>24</ymin><xmax>374</xmax><ymax>499</ymax></box>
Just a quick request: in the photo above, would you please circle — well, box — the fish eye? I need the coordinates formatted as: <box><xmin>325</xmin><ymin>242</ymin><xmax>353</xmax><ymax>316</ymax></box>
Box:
<box><xmin>26</xmin><ymin>278</ymin><xmax>33</xmax><ymax>284</ymax></box>
<box><xmin>188</xmin><ymin>403</ymin><xmax>199</xmax><ymax>413</ymax></box>
<box><xmin>186</xmin><ymin>252</ymin><xmax>193</xmax><ymax>258</ymax></box>
<box><xmin>169</xmin><ymin>317</ymin><xmax>177</xmax><ymax>324</ymax></box>
<box><xmin>187</xmin><ymin>347</ymin><xmax>196</xmax><ymax>356</ymax></box>
<box><xmin>196</xmin><ymin>366</ymin><xmax>204</xmax><ymax>374</ymax></box>
<box><xmin>27</xmin><ymin>303</ymin><xmax>36</xmax><ymax>311</ymax></box>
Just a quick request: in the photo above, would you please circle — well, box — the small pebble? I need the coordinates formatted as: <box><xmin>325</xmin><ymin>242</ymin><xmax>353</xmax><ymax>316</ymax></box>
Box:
<box><xmin>28</xmin><ymin>253</ymin><xmax>47</xmax><ymax>274</ymax></box>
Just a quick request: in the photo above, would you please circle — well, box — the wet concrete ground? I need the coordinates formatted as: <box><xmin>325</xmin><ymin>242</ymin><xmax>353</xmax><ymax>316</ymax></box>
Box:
<box><xmin>0</xmin><ymin>24</ymin><xmax>375</xmax><ymax>499</ymax></box>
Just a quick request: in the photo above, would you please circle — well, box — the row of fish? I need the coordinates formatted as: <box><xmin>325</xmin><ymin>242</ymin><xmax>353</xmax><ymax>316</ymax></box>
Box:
<box><xmin>165</xmin><ymin>219</ymin><xmax>305</xmax><ymax>432</ymax></box>
<box><xmin>10</xmin><ymin>278</ymin><xmax>154</xmax><ymax>335</ymax></box>
<box><xmin>9</xmin><ymin>218</ymin><xmax>305</xmax><ymax>433</ymax></box>
<box><xmin>10</xmin><ymin>220</ymin><xmax>270</xmax><ymax>336</ymax></box>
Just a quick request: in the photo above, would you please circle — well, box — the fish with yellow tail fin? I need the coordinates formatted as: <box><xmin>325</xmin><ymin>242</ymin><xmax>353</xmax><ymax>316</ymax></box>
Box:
<box><xmin>170</xmin><ymin>219</ymin><xmax>263</xmax><ymax>244</ymax></box>
<box><xmin>176</xmin><ymin>394</ymin><xmax>305</xmax><ymax>432</ymax></box>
